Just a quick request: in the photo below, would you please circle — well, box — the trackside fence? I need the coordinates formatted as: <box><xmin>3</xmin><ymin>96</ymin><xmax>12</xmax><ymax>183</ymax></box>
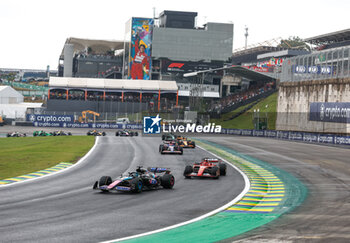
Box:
<box><xmin>220</xmin><ymin>128</ymin><xmax>350</xmax><ymax>146</ymax></box>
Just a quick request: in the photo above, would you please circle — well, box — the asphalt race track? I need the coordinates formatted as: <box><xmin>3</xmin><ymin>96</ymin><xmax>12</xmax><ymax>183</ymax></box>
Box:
<box><xmin>0</xmin><ymin>132</ymin><xmax>245</xmax><ymax>242</ymax></box>
<box><xmin>200</xmin><ymin>135</ymin><xmax>350</xmax><ymax>242</ymax></box>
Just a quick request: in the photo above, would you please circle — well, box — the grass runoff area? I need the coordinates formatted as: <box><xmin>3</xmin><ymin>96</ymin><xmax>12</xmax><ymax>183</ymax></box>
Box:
<box><xmin>0</xmin><ymin>136</ymin><xmax>95</xmax><ymax>180</ymax></box>
<box><xmin>211</xmin><ymin>92</ymin><xmax>278</xmax><ymax>130</ymax></box>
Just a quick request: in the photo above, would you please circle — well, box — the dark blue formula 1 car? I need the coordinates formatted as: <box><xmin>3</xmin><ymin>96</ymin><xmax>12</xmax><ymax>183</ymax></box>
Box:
<box><xmin>93</xmin><ymin>166</ymin><xmax>175</xmax><ymax>193</ymax></box>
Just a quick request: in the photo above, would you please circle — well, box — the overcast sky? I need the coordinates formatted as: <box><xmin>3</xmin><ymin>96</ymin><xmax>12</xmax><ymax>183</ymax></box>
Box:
<box><xmin>1</xmin><ymin>0</ymin><xmax>349</xmax><ymax>70</ymax></box>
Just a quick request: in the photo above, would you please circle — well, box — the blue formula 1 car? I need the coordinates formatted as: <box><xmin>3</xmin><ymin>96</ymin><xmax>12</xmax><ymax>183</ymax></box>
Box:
<box><xmin>93</xmin><ymin>166</ymin><xmax>175</xmax><ymax>193</ymax></box>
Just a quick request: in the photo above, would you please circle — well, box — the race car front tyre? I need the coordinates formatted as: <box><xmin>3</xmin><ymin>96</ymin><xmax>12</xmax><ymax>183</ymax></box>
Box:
<box><xmin>99</xmin><ymin>176</ymin><xmax>112</xmax><ymax>192</ymax></box>
<box><xmin>184</xmin><ymin>165</ymin><xmax>193</xmax><ymax>179</ymax></box>
<box><xmin>102</xmin><ymin>132</ymin><xmax>106</xmax><ymax>136</ymax></box>
<box><xmin>135</xmin><ymin>132</ymin><xmax>138</xmax><ymax>136</ymax></box>
<box><xmin>161</xmin><ymin>174</ymin><xmax>175</xmax><ymax>189</ymax></box>
<box><xmin>192</xmin><ymin>141</ymin><xmax>196</xmax><ymax>148</ymax></box>
<box><xmin>219</xmin><ymin>163</ymin><xmax>227</xmax><ymax>176</ymax></box>
<box><xmin>99</xmin><ymin>176</ymin><xmax>112</xmax><ymax>186</ymax></box>
<box><xmin>131</xmin><ymin>178</ymin><xmax>143</xmax><ymax>193</ymax></box>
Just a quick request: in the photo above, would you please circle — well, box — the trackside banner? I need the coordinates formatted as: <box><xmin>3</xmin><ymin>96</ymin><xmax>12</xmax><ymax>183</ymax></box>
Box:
<box><xmin>26</xmin><ymin>115</ymin><xmax>142</xmax><ymax>129</ymax></box>
<box><xmin>220</xmin><ymin>128</ymin><xmax>350</xmax><ymax>146</ymax></box>
<box><xmin>310</xmin><ymin>102</ymin><xmax>350</xmax><ymax>123</ymax></box>
<box><xmin>26</xmin><ymin>114</ymin><xmax>350</xmax><ymax>146</ymax></box>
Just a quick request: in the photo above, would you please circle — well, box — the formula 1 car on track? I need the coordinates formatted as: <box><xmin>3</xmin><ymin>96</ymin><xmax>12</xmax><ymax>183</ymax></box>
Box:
<box><xmin>33</xmin><ymin>130</ymin><xmax>53</xmax><ymax>136</ymax></box>
<box><xmin>177</xmin><ymin>136</ymin><xmax>196</xmax><ymax>148</ymax></box>
<box><xmin>162</xmin><ymin>133</ymin><xmax>176</xmax><ymax>141</ymax></box>
<box><xmin>183</xmin><ymin>158</ymin><xmax>227</xmax><ymax>179</ymax></box>
<box><xmin>87</xmin><ymin>130</ymin><xmax>106</xmax><ymax>136</ymax></box>
<box><xmin>159</xmin><ymin>140</ymin><xmax>183</xmax><ymax>155</ymax></box>
<box><xmin>93</xmin><ymin>166</ymin><xmax>175</xmax><ymax>193</ymax></box>
<box><xmin>115</xmin><ymin>130</ymin><xmax>138</xmax><ymax>136</ymax></box>
<box><xmin>7</xmin><ymin>132</ymin><xmax>26</xmax><ymax>137</ymax></box>
<box><xmin>51</xmin><ymin>131</ymin><xmax>72</xmax><ymax>136</ymax></box>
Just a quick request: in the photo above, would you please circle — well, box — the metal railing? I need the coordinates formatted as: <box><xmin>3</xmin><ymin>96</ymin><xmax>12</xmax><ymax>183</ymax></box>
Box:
<box><xmin>281</xmin><ymin>45</ymin><xmax>350</xmax><ymax>82</ymax></box>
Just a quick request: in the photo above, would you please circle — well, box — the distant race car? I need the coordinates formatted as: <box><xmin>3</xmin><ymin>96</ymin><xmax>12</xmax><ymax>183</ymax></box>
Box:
<box><xmin>162</xmin><ymin>133</ymin><xmax>176</xmax><ymax>141</ymax></box>
<box><xmin>177</xmin><ymin>137</ymin><xmax>196</xmax><ymax>148</ymax></box>
<box><xmin>183</xmin><ymin>158</ymin><xmax>227</xmax><ymax>179</ymax></box>
<box><xmin>33</xmin><ymin>130</ymin><xmax>52</xmax><ymax>136</ymax></box>
<box><xmin>115</xmin><ymin>130</ymin><xmax>138</xmax><ymax>136</ymax></box>
<box><xmin>159</xmin><ymin>140</ymin><xmax>183</xmax><ymax>155</ymax></box>
<box><xmin>87</xmin><ymin>130</ymin><xmax>106</xmax><ymax>136</ymax></box>
<box><xmin>51</xmin><ymin>131</ymin><xmax>72</xmax><ymax>136</ymax></box>
<box><xmin>93</xmin><ymin>166</ymin><xmax>175</xmax><ymax>193</ymax></box>
<box><xmin>7</xmin><ymin>132</ymin><xmax>26</xmax><ymax>137</ymax></box>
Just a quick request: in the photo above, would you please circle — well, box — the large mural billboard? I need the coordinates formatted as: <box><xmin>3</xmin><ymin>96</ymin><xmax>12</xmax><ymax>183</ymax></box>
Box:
<box><xmin>128</xmin><ymin>18</ymin><xmax>153</xmax><ymax>80</ymax></box>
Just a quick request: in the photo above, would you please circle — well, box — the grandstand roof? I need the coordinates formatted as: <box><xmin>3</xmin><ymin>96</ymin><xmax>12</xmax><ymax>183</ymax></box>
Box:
<box><xmin>232</xmin><ymin>46</ymin><xmax>286</xmax><ymax>57</ymax></box>
<box><xmin>60</xmin><ymin>37</ymin><xmax>125</xmax><ymax>56</ymax></box>
<box><xmin>49</xmin><ymin>77</ymin><xmax>178</xmax><ymax>93</ymax></box>
<box><xmin>304</xmin><ymin>29</ymin><xmax>350</xmax><ymax>45</ymax></box>
<box><xmin>227</xmin><ymin>65</ymin><xmax>276</xmax><ymax>82</ymax></box>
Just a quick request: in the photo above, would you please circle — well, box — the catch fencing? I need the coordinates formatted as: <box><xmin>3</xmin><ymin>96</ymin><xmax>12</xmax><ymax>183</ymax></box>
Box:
<box><xmin>281</xmin><ymin>46</ymin><xmax>350</xmax><ymax>82</ymax></box>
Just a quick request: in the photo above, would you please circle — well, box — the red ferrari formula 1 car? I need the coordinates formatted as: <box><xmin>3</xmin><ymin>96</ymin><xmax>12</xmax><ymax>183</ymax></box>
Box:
<box><xmin>183</xmin><ymin>158</ymin><xmax>227</xmax><ymax>179</ymax></box>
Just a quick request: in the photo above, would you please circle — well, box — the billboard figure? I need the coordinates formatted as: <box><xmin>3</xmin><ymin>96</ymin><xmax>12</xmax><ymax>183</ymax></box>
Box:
<box><xmin>128</xmin><ymin>18</ymin><xmax>153</xmax><ymax>80</ymax></box>
<box><xmin>131</xmin><ymin>33</ymin><xmax>150</xmax><ymax>79</ymax></box>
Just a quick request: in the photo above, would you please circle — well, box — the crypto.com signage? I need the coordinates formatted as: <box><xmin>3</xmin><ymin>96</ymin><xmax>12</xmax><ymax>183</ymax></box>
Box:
<box><xmin>310</xmin><ymin>102</ymin><xmax>350</xmax><ymax>123</ymax></box>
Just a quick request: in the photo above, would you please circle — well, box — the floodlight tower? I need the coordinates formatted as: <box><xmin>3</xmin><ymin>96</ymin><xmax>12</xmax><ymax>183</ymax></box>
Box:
<box><xmin>244</xmin><ymin>26</ymin><xmax>249</xmax><ymax>49</ymax></box>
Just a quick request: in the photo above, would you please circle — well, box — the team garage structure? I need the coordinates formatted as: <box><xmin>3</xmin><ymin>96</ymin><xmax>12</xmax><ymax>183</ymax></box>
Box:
<box><xmin>47</xmin><ymin>77</ymin><xmax>179</xmax><ymax>113</ymax></box>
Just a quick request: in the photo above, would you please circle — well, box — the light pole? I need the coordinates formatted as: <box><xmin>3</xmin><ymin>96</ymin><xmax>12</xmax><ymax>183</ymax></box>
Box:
<box><xmin>184</xmin><ymin>68</ymin><xmax>222</xmax><ymax>112</ymax></box>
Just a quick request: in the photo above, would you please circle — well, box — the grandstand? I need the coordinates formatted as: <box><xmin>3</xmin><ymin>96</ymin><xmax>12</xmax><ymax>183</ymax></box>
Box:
<box><xmin>59</xmin><ymin>37</ymin><xmax>124</xmax><ymax>78</ymax></box>
<box><xmin>304</xmin><ymin>28</ymin><xmax>350</xmax><ymax>50</ymax></box>
<box><xmin>47</xmin><ymin>77</ymin><xmax>178</xmax><ymax>113</ymax></box>
<box><xmin>277</xmin><ymin>29</ymin><xmax>350</xmax><ymax>134</ymax></box>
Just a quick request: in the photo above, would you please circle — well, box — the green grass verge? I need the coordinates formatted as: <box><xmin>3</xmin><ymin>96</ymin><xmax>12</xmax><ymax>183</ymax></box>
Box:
<box><xmin>211</xmin><ymin>92</ymin><xmax>278</xmax><ymax>130</ymax></box>
<box><xmin>0</xmin><ymin>136</ymin><xmax>95</xmax><ymax>179</ymax></box>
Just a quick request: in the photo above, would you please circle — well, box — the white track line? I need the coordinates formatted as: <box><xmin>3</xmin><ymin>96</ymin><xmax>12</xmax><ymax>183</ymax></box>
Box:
<box><xmin>0</xmin><ymin>136</ymin><xmax>100</xmax><ymax>188</ymax></box>
<box><xmin>101</xmin><ymin>143</ymin><xmax>250</xmax><ymax>243</ymax></box>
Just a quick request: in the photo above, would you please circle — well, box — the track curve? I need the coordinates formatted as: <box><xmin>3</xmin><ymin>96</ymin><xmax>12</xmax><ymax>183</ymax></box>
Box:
<box><xmin>200</xmin><ymin>135</ymin><xmax>350</xmax><ymax>242</ymax></box>
<box><xmin>0</xmin><ymin>135</ymin><xmax>245</xmax><ymax>243</ymax></box>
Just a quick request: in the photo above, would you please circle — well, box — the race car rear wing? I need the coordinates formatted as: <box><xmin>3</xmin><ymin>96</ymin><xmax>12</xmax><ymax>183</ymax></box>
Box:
<box><xmin>202</xmin><ymin>158</ymin><xmax>221</xmax><ymax>163</ymax></box>
<box><xmin>147</xmin><ymin>167</ymin><xmax>171</xmax><ymax>174</ymax></box>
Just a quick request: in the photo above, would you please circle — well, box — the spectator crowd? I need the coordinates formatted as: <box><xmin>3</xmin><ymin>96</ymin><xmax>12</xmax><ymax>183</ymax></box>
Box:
<box><xmin>209</xmin><ymin>81</ymin><xmax>275</xmax><ymax>113</ymax></box>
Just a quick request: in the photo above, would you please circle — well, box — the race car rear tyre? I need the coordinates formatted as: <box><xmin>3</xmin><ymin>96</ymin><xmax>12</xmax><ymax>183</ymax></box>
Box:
<box><xmin>135</xmin><ymin>132</ymin><xmax>138</xmax><ymax>136</ymax></box>
<box><xmin>180</xmin><ymin>148</ymin><xmax>183</xmax><ymax>155</ymax></box>
<box><xmin>210</xmin><ymin>167</ymin><xmax>219</xmax><ymax>179</ymax></box>
<box><xmin>115</xmin><ymin>131</ymin><xmax>119</xmax><ymax>136</ymax></box>
<box><xmin>184</xmin><ymin>165</ymin><xmax>193</xmax><ymax>179</ymax></box>
<box><xmin>219</xmin><ymin>163</ymin><xmax>227</xmax><ymax>176</ymax></box>
<box><xmin>161</xmin><ymin>174</ymin><xmax>175</xmax><ymax>189</ymax></box>
<box><xmin>131</xmin><ymin>178</ymin><xmax>143</xmax><ymax>193</ymax></box>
